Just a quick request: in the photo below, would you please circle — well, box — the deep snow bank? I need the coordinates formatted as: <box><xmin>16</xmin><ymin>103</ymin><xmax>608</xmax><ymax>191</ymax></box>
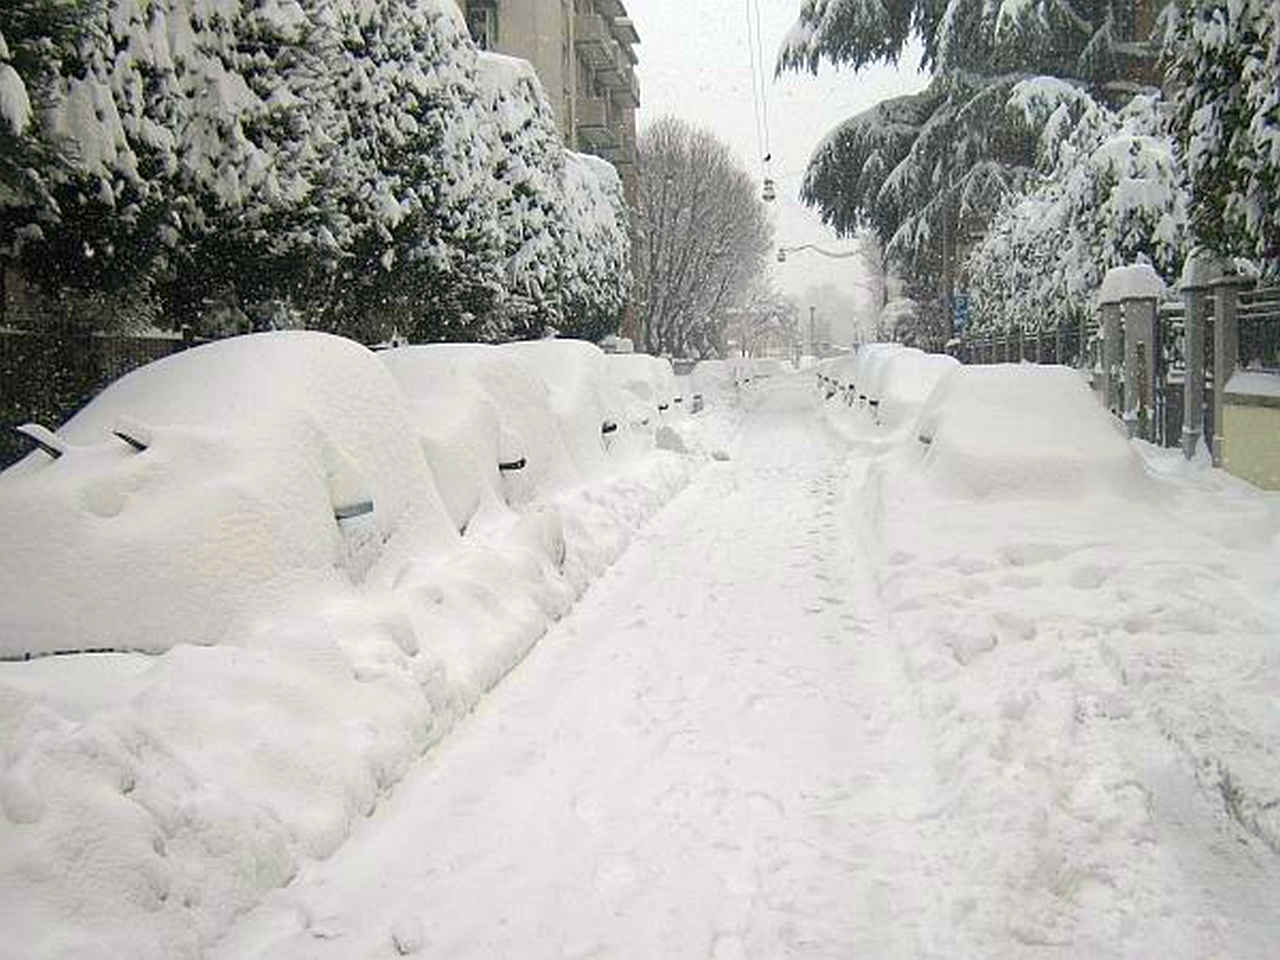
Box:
<box><xmin>821</xmin><ymin>347</ymin><xmax>1280</xmax><ymax>955</ymax></box>
<box><xmin>0</xmin><ymin>334</ymin><xmax>739</xmax><ymax>960</ymax></box>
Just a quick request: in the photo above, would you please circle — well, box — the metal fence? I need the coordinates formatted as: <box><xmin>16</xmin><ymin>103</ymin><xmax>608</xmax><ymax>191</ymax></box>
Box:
<box><xmin>0</xmin><ymin>328</ymin><xmax>199</xmax><ymax>468</ymax></box>
<box><xmin>957</xmin><ymin>315</ymin><xmax>1089</xmax><ymax>369</ymax></box>
<box><xmin>955</xmin><ymin>278</ymin><xmax>1280</xmax><ymax>456</ymax></box>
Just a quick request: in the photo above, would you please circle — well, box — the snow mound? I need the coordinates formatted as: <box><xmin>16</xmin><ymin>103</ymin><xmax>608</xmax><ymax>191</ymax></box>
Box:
<box><xmin>380</xmin><ymin>345</ymin><xmax>578</xmax><ymax>535</ymax></box>
<box><xmin>915</xmin><ymin>364</ymin><xmax>1152</xmax><ymax>500</ymax></box>
<box><xmin>499</xmin><ymin>339</ymin><xmax>631</xmax><ymax>474</ymax></box>
<box><xmin>733</xmin><ymin>356</ymin><xmax>786</xmax><ymax>380</ymax></box>
<box><xmin>688</xmin><ymin>360</ymin><xmax>734</xmax><ymax>401</ymax></box>
<box><xmin>0</xmin><ymin>331</ymin><xmax>455</xmax><ymax>659</ymax></box>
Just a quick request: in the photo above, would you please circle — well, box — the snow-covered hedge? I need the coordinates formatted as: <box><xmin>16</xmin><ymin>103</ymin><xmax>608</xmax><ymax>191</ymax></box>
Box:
<box><xmin>0</xmin><ymin>0</ymin><xmax>630</xmax><ymax>342</ymax></box>
<box><xmin>555</xmin><ymin>152</ymin><xmax>631</xmax><ymax>342</ymax></box>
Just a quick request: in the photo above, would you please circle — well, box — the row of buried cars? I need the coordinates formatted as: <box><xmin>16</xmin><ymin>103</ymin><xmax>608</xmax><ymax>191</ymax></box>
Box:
<box><xmin>0</xmin><ymin>333</ymin><xmax>725</xmax><ymax>660</ymax></box>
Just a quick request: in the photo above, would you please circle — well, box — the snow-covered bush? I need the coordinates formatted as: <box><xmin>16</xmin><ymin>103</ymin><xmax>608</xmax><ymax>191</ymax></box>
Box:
<box><xmin>0</xmin><ymin>34</ymin><xmax>30</xmax><ymax>135</ymax></box>
<box><xmin>473</xmin><ymin>53</ymin><xmax>566</xmax><ymax>339</ymax></box>
<box><xmin>0</xmin><ymin>0</ymin><xmax>631</xmax><ymax>343</ymax></box>
<box><xmin>1167</xmin><ymin>0</ymin><xmax>1280</xmax><ymax>271</ymax></box>
<box><xmin>310</xmin><ymin>0</ymin><xmax>506</xmax><ymax>342</ymax></box>
<box><xmin>555</xmin><ymin>152</ymin><xmax>630</xmax><ymax>343</ymax></box>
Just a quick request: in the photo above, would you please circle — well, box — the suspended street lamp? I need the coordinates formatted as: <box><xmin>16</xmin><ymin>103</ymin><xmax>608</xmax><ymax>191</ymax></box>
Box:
<box><xmin>775</xmin><ymin>243</ymin><xmax>862</xmax><ymax>261</ymax></box>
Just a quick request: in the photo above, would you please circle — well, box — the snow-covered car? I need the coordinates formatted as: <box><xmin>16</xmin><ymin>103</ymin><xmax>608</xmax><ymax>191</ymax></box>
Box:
<box><xmin>914</xmin><ymin>363</ymin><xmax>1153</xmax><ymax>500</ymax></box>
<box><xmin>604</xmin><ymin>352</ymin><xmax>681</xmax><ymax>421</ymax></box>
<box><xmin>0</xmin><ymin>331</ymin><xmax>455</xmax><ymax>658</ymax></box>
<box><xmin>499</xmin><ymin>338</ymin><xmax>639</xmax><ymax>470</ymax></box>
<box><xmin>381</xmin><ymin>344</ymin><xmax>579</xmax><ymax>535</ymax></box>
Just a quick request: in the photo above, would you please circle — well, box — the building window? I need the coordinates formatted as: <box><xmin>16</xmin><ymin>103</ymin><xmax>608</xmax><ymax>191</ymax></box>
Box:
<box><xmin>466</xmin><ymin>2</ymin><xmax>498</xmax><ymax>50</ymax></box>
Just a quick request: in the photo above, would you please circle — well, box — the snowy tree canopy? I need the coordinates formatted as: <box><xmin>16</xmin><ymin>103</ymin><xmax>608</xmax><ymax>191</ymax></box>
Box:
<box><xmin>780</xmin><ymin>0</ymin><xmax>1166</xmax><ymax>343</ymax></box>
<box><xmin>555</xmin><ymin>152</ymin><xmax>631</xmax><ymax>343</ymax></box>
<box><xmin>778</xmin><ymin>0</ymin><xmax>1159</xmax><ymax>86</ymax></box>
<box><xmin>474</xmin><ymin>52</ymin><xmax>567</xmax><ymax>337</ymax></box>
<box><xmin>1167</xmin><ymin>0</ymin><xmax>1280</xmax><ymax>270</ymax></box>
<box><xmin>964</xmin><ymin>90</ymin><xmax>1186</xmax><ymax>335</ymax></box>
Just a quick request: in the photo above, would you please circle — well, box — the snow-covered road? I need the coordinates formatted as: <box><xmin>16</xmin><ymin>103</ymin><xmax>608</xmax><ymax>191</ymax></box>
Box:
<box><xmin>213</xmin><ymin>375</ymin><xmax>1280</xmax><ymax>959</ymax></box>
<box><xmin>213</xmin><ymin>377</ymin><xmax>949</xmax><ymax>958</ymax></box>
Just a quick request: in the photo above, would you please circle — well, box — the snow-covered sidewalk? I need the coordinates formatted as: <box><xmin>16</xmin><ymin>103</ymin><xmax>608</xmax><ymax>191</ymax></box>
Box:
<box><xmin>214</xmin><ymin>376</ymin><xmax>951</xmax><ymax>958</ymax></box>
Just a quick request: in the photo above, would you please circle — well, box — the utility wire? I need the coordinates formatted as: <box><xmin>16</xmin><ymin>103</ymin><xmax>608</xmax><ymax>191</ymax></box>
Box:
<box><xmin>752</xmin><ymin>0</ymin><xmax>772</xmax><ymax>164</ymax></box>
<box><xmin>745</xmin><ymin>0</ymin><xmax>766</xmax><ymax>177</ymax></box>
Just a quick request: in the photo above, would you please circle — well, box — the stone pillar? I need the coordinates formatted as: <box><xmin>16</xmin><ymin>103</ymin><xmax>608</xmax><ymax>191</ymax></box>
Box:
<box><xmin>1210</xmin><ymin>275</ymin><xmax>1246</xmax><ymax>466</ymax></box>
<box><xmin>1179</xmin><ymin>253</ymin><xmax>1224</xmax><ymax>459</ymax></box>
<box><xmin>1122</xmin><ymin>297</ymin><xmax>1157</xmax><ymax>439</ymax></box>
<box><xmin>1100</xmin><ymin>299</ymin><xmax>1122</xmax><ymax>413</ymax></box>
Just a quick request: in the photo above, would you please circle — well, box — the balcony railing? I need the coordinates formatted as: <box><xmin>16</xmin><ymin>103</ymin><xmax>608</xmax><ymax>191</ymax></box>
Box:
<box><xmin>605</xmin><ymin>131</ymin><xmax>637</xmax><ymax>167</ymax></box>
<box><xmin>596</xmin><ymin>45</ymin><xmax>629</xmax><ymax>88</ymax></box>
<box><xmin>610</xmin><ymin>68</ymin><xmax>639</xmax><ymax>108</ymax></box>
<box><xmin>574</xmin><ymin>15</ymin><xmax>617</xmax><ymax>70</ymax></box>
<box><xmin>611</xmin><ymin>17</ymin><xmax>640</xmax><ymax>47</ymax></box>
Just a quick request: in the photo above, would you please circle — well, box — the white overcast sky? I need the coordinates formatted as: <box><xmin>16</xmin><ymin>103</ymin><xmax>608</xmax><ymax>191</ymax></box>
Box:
<box><xmin>626</xmin><ymin>0</ymin><xmax>929</xmax><ymax>313</ymax></box>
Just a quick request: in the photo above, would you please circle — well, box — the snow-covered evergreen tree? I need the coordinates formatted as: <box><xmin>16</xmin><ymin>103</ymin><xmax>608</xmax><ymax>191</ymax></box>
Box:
<box><xmin>779</xmin><ymin>0</ymin><xmax>1166</xmax><ymax>340</ymax></box>
<box><xmin>0</xmin><ymin>23</ymin><xmax>37</xmax><ymax>205</ymax></box>
<box><xmin>309</xmin><ymin>0</ymin><xmax>505</xmax><ymax>343</ymax></box>
<box><xmin>0</xmin><ymin>0</ymin><xmax>152</xmax><ymax>312</ymax></box>
<box><xmin>965</xmin><ymin>86</ymin><xmax>1186</xmax><ymax>337</ymax></box>
<box><xmin>1167</xmin><ymin>0</ymin><xmax>1280</xmax><ymax>269</ymax></box>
